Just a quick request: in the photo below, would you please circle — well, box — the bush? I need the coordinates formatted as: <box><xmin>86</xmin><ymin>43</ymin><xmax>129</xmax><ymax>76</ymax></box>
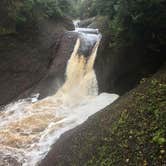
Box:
<box><xmin>16</xmin><ymin>0</ymin><xmax>73</xmax><ymax>25</ymax></box>
<box><xmin>0</xmin><ymin>0</ymin><xmax>76</xmax><ymax>33</ymax></box>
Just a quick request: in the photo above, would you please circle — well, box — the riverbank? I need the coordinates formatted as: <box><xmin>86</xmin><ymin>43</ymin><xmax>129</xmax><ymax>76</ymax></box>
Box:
<box><xmin>40</xmin><ymin>64</ymin><xmax>166</xmax><ymax>166</ymax></box>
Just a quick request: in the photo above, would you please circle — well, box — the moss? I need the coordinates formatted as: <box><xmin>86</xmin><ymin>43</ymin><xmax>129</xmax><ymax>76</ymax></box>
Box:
<box><xmin>0</xmin><ymin>26</ymin><xmax>15</xmax><ymax>35</ymax></box>
<box><xmin>86</xmin><ymin>78</ymin><xmax>166</xmax><ymax>165</ymax></box>
<box><xmin>88</xmin><ymin>16</ymin><xmax>109</xmax><ymax>34</ymax></box>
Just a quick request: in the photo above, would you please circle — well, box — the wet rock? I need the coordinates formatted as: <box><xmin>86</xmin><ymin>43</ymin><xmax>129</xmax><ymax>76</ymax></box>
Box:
<box><xmin>78</xmin><ymin>17</ymin><xmax>96</xmax><ymax>28</ymax></box>
<box><xmin>24</xmin><ymin>31</ymin><xmax>78</xmax><ymax>99</ymax></box>
<box><xmin>39</xmin><ymin>64</ymin><xmax>166</xmax><ymax>166</ymax></box>
<box><xmin>0</xmin><ymin>18</ymin><xmax>74</xmax><ymax>106</ymax></box>
<box><xmin>92</xmin><ymin>16</ymin><xmax>165</xmax><ymax>95</ymax></box>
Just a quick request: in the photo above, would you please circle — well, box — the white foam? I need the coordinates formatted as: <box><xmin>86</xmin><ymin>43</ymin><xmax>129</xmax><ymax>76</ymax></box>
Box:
<box><xmin>0</xmin><ymin>29</ymin><xmax>119</xmax><ymax>166</ymax></box>
<box><xmin>23</xmin><ymin>93</ymin><xmax>118</xmax><ymax>165</ymax></box>
<box><xmin>75</xmin><ymin>28</ymin><xmax>99</xmax><ymax>34</ymax></box>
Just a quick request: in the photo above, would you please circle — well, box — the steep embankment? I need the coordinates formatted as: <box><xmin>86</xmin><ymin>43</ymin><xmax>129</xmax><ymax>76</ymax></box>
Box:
<box><xmin>78</xmin><ymin>0</ymin><xmax>166</xmax><ymax>95</ymax></box>
<box><xmin>0</xmin><ymin>17</ymin><xmax>76</xmax><ymax>106</ymax></box>
<box><xmin>88</xmin><ymin>16</ymin><xmax>165</xmax><ymax>95</ymax></box>
<box><xmin>40</xmin><ymin>64</ymin><xmax>166</xmax><ymax>166</ymax></box>
<box><xmin>78</xmin><ymin>16</ymin><xmax>165</xmax><ymax>95</ymax></box>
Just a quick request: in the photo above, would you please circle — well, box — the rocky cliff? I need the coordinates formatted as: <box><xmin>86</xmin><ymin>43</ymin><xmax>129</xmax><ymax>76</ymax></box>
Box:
<box><xmin>0</xmin><ymin>17</ymin><xmax>75</xmax><ymax>106</ymax></box>
<box><xmin>80</xmin><ymin>16</ymin><xmax>166</xmax><ymax>95</ymax></box>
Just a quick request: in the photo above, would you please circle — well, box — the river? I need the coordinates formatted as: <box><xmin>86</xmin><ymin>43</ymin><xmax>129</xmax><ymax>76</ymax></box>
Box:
<box><xmin>0</xmin><ymin>23</ymin><xmax>118</xmax><ymax>166</ymax></box>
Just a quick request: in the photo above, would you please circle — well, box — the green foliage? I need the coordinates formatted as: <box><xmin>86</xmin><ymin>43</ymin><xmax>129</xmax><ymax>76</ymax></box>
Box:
<box><xmin>86</xmin><ymin>78</ymin><xmax>166</xmax><ymax>165</ymax></box>
<box><xmin>78</xmin><ymin>0</ymin><xmax>98</xmax><ymax>19</ymax></box>
<box><xmin>0</xmin><ymin>0</ymin><xmax>22</xmax><ymax>34</ymax></box>
<box><xmin>153</xmin><ymin>130</ymin><xmax>166</xmax><ymax>145</ymax></box>
<box><xmin>79</xmin><ymin>0</ymin><xmax>166</xmax><ymax>58</ymax></box>
<box><xmin>16</xmin><ymin>0</ymin><xmax>73</xmax><ymax>25</ymax></box>
<box><xmin>0</xmin><ymin>0</ymin><xmax>77</xmax><ymax>33</ymax></box>
<box><xmin>0</xmin><ymin>26</ymin><xmax>13</xmax><ymax>35</ymax></box>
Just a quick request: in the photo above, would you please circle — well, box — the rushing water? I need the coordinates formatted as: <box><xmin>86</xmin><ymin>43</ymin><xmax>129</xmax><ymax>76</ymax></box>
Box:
<box><xmin>0</xmin><ymin>27</ymin><xmax>119</xmax><ymax>166</ymax></box>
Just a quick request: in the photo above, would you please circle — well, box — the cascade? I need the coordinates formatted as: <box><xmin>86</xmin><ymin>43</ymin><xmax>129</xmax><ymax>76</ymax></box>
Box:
<box><xmin>0</xmin><ymin>26</ymin><xmax>119</xmax><ymax>166</ymax></box>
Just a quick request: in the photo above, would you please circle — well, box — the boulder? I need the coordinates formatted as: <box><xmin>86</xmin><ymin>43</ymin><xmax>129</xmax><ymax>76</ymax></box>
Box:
<box><xmin>78</xmin><ymin>17</ymin><xmax>96</xmax><ymax>28</ymax></box>
<box><xmin>91</xmin><ymin>16</ymin><xmax>165</xmax><ymax>95</ymax></box>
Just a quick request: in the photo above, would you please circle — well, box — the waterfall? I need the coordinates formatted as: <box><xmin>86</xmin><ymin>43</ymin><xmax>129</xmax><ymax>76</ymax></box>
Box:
<box><xmin>0</xmin><ymin>28</ymin><xmax>119</xmax><ymax>166</ymax></box>
<box><xmin>73</xmin><ymin>20</ymin><xmax>80</xmax><ymax>28</ymax></box>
